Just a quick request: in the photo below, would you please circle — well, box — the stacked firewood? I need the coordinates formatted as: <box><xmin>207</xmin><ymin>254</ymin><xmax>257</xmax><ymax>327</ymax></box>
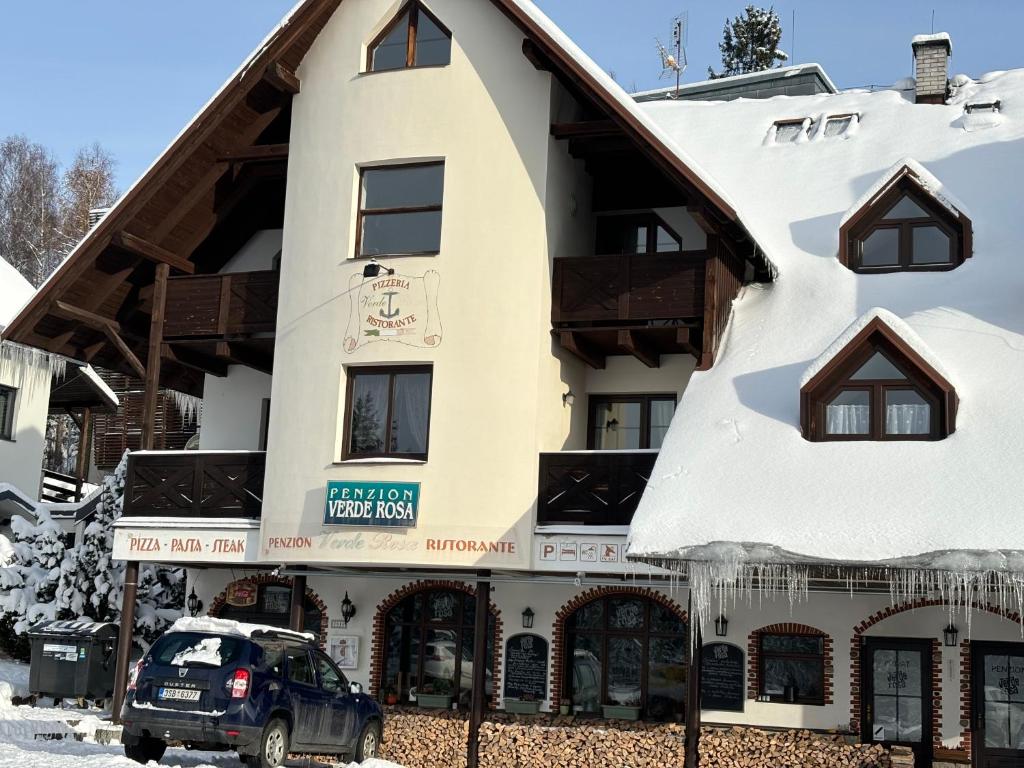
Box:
<box><xmin>379</xmin><ymin>709</ymin><xmax>900</xmax><ymax>768</ymax></box>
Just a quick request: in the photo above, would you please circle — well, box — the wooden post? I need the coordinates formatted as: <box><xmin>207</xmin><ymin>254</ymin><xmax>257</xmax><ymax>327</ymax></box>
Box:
<box><xmin>74</xmin><ymin>407</ymin><xmax>92</xmax><ymax>501</ymax></box>
<box><xmin>111</xmin><ymin>560</ymin><xmax>139</xmax><ymax>723</ymax></box>
<box><xmin>466</xmin><ymin>569</ymin><xmax>491</xmax><ymax>768</ymax></box>
<box><xmin>684</xmin><ymin>594</ymin><xmax>703</xmax><ymax>768</ymax></box>
<box><xmin>289</xmin><ymin>571</ymin><xmax>307</xmax><ymax>632</ymax></box>
<box><xmin>141</xmin><ymin>262</ymin><xmax>169</xmax><ymax>450</ymax></box>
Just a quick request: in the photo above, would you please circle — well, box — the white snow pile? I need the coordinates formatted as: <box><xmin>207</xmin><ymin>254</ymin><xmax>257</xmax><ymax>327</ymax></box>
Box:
<box><xmin>169</xmin><ymin>615</ymin><xmax>315</xmax><ymax>643</ymax></box>
<box><xmin>171</xmin><ymin>637</ymin><xmax>224</xmax><ymax>667</ymax></box>
<box><xmin>627</xmin><ymin>68</ymin><xmax>1024</xmax><ymax>631</ymax></box>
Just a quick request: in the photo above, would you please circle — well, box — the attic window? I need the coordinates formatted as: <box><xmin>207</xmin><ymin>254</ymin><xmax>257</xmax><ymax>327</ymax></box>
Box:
<box><xmin>840</xmin><ymin>176</ymin><xmax>970</xmax><ymax>273</ymax></box>
<box><xmin>964</xmin><ymin>100</ymin><xmax>1000</xmax><ymax>114</ymax></box>
<box><xmin>367</xmin><ymin>1</ymin><xmax>451</xmax><ymax>72</ymax></box>
<box><xmin>800</xmin><ymin>318</ymin><xmax>957</xmax><ymax>442</ymax></box>
<box><xmin>823</xmin><ymin>114</ymin><xmax>856</xmax><ymax>138</ymax></box>
<box><xmin>772</xmin><ymin>119</ymin><xmax>809</xmax><ymax>143</ymax></box>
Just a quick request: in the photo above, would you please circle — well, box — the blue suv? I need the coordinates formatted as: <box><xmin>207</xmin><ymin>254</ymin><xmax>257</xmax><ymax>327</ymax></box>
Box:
<box><xmin>121</xmin><ymin>619</ymin><xmax>383</xmax><ymax>767</ymax></box>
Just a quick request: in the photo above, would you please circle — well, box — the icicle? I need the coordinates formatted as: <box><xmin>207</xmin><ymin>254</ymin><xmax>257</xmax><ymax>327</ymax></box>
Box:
<box><xmin>0</xmin><ymin>341</ymin><xmax>65</xmax><ymax>394</ymax></box>
<box><xmin>169</xmin><ymin>389</ymin><xmax>202</xmax><ymax>425</ymax></box>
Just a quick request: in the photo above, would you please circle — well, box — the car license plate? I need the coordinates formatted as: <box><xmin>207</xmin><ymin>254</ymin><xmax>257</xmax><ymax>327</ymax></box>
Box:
<box><xmin>158</xmin><ymin>687</ymin><xmax>202</xmax><ymax>702</ymax></box>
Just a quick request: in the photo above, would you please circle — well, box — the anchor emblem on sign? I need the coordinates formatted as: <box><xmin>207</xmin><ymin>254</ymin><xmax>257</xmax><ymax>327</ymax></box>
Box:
<box><xmin>379</xmin><ymin>291</ymin><xmax>400</xmax><ymax>319</ymax></box>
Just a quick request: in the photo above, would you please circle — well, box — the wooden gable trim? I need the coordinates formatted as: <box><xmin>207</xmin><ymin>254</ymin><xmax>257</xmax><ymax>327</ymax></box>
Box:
<box><xmin>799</xmin><ymin>316</ymin><xmax>958</xmax><ymax>440</ymax></box>
<box><xmin>838</xmin><ymin>163</ymin><xmax>973</xmax><ymax>267</ymax></box>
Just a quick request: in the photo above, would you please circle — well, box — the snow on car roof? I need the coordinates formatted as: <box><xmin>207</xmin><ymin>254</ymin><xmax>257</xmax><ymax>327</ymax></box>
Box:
<box><xmin>627</xmin><ymin>68</ymin><xmax>1024</xmax><ymax>569</ymax></box>
<box><xmin>168</xmin><ymin>616</ymin><xmax>315</xmax><ymax>644</ymax></box>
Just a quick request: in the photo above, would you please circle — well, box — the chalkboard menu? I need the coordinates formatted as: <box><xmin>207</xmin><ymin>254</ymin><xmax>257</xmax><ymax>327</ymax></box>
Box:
<box><xmin>701</xmin><ymin>643</ymin><xmax>744</xmax><ymax>712</ymax></box>
<box><xmin>503</xmin><ymin>633</ymin><xmax>548</xmax><ymax>700</ymax></box>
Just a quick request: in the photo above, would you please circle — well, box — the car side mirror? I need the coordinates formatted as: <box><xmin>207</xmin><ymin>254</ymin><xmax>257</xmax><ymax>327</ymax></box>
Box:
<box><xmin>349</xmin><ymin>682</ymin><xmax>363</xmax><ymax>695</ymax></box>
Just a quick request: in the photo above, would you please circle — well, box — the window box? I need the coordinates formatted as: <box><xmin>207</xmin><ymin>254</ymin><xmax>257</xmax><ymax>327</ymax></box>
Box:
<box><xmin>602</xmin><ymin>704</ymin><xmax>641</xmax><ymax>721</ymax></box>
<box><xmin>416</xmin><ymin>693</ymin><xmax>453</xmax><ymax>710</ymax></box>
<box><xmin>505</xmin><ymin>698</ymin><xmax>542</xmax><ymax>715</ymax></box>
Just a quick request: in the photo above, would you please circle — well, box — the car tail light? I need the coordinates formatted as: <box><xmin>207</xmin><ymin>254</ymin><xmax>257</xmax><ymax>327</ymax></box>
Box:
<box><xmin>127</xmin><ymin>660</ymin><xmax>143</xmax><ymax>691</ymax></box>
<box><xmin>227</xmin><ymin>668</ymin><xmax>250</xmax><ymax>699</ymax></box>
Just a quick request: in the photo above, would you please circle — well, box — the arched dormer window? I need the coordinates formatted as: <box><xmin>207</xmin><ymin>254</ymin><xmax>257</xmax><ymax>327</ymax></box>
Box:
<box><xmin>367</xmin><ymin>1</ymin><xmax>451</xmax><ymax>72</ymax></box>
<box><xmin>839</xmin><ymin>160</ymin><xmax>972</xmax><ymax>273</ymax></box>
<box><xmin>800</xmin><ymin>310</ymin><xmax>957</xmax><ymax>441</ymax></box>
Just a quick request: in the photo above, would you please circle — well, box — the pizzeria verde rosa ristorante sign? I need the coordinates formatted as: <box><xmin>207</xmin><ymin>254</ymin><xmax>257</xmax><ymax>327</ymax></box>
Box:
<box><xmin>324</xmin><ymin>481</ymin><xmax>420</xmax><ymax>527</ymax></box>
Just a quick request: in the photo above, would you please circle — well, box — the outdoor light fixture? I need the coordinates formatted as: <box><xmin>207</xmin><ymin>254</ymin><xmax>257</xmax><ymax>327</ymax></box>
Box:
<box><xmin>341</xmin><ymin>592</ymin><xmax>357</xmax><ymax>627</ymax></box>
<box><xmin>362</xmin><ymin>258</ymin><xmax>395</xmax><ymax>278</ymax></box>
<box><xmin>714</xmin><ymin>614</ymin><xmax>728</xmax><ymax>637</ymax></box>
<box><xmin>522</xmin><ymin>607</ymin><xmax>535</xmax><ymax>629</ymax></box>
<box><xmin>562</xmin><ymin>389</ymin><xmax>576</xmax><ymax>407</ymax></box>
<box><xmin>187</xmin><ymin>587</ymin><xmax>204</xmax><ymax>618</ymax></box>
<box><xmin>944</xmin><ymin>624</ymin><xmax>959</xmax><ymax>647</ymax></box>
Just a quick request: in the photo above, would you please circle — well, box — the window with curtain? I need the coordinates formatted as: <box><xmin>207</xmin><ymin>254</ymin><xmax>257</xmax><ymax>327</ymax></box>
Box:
<box><xmin>564</xmin><ymin>595</ymin><xmax>687</xmax><ymax>721</ymax></box>
<box><xmin>357</xmin><ymin>163</ymin><xmax>444</xmax><ymax>257</ymax></box>
<box><xmin>588</xmin><ymin>395</ymin><xmax>676</xmax><ymax>450</ymax></box>
<box><xmin>758</xmin><ymin>633</ymin><xmax>825</xmax><ymax>705</ymax></box>
<box><xmin>0</xmin><ymin>386</ymin><xmax>14</xmax><ymax>440</ymax></box>
<box><xmin>846</xmin><ymin>187</ymin><xmax>962</xmax><ymax>272</ymax></box>
<box><xmin>381</xmin><ymin>588</ymin><xmax>495</xmax><ymax>708</ymax></box>
<box><xmin>814</xmin><ymin>349</ymin><xmax>942</xmax><ymax>441</ymax></box>
<box><xmin>367</xmin><ymin>1</ymin><xmax>451</xmax><ymax>72</ymax></box>
<box><xmin>344</xmin><ymin>366</ymin><xmax>432</xmax><ymax>460</ymax></box>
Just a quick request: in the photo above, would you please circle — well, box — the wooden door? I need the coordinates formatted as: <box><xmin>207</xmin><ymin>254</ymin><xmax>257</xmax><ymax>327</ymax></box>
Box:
<box><xmin>861</xmin><ymin>637</ymin><xmax>933</xmax><ymax>767</ymax></box>
<box><xmin>972</xmin><ymin>642</ymin><xmax>1024</xmax><ymax>768</ymax></box>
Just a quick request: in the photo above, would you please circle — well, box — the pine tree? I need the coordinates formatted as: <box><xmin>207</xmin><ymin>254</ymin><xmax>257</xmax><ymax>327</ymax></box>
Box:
<box><xmin>0</xmin><ymin>509</ymin><xmax>67</xmax><ymax>659</ymax></box>
<box><xmin>350</xmin><ymin>390</ymin><xmax>383</xmax><ymax>452</ymax></box>
<box><xmin>708</xmin><ymin>5</ymin><xmax>788</xmax><ymax>79</ymax></box>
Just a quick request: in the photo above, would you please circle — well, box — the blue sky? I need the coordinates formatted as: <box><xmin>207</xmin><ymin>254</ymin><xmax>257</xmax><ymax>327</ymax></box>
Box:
<box><xmin>3</xmin><ymin>1</ymin><xmax>1022</xmax><ymax>191</ymax></box>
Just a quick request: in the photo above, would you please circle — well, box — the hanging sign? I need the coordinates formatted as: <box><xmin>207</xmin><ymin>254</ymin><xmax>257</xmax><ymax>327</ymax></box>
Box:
<box><xmin>503</xmin><ymin>633</ymin><xmax>548</xmax><ymax>701</ymax></box>
<box><xmin>343</xmin><ymin>270</ymin><xmax>442</xmax><ymax>352</ymax></box>
<box><xmin>323</xmin><ymin>481</ymin><xmax>420</xmax><ymax>527</ymax></box>
<box><xmin>225</xmin><ymin>580</ymin><xmax>258</xmax><ymax>608</ymax></box>
<box><xmin>700</xmin><ymin>643</ymin><xmax>745</xmax><ymax>712</ymax></box>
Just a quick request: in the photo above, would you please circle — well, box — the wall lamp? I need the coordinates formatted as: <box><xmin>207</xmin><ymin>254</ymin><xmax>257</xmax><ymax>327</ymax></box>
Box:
<box><xmin>714</xmin><ymin>614</ymin><xmax>729</xmax><ymax>637</ymax></box>
<box><xmin>943</xmin><ymin>624</ymin><xmax>959</xmax><ymax>647</ymax></box>
<box><xmin>522</xmin><ymin>607</ymin><xmax>535</xmax><ymax>629</ymax></box>
<box><xmin>341</xmin><ymin>592</ymin><xmax>357</xmax><ymax>627</ymax></box>
<box><xmin>187</xmin><ymin>587</ymin><xmax>204</xmax><ymax>618</ymax></box>
<box><xmin>362</xmin><ymin>258</ymin><xmax>395</xmax><ymax>278</ymax></box>
<box><xmin>562</xmin><ymin>389</ymin><xmax>576</xmax><ymax>407</ymax></box>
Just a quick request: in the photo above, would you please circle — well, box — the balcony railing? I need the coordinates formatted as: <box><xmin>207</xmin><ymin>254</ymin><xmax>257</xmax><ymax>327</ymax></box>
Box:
<box><xmin>122</xmin><ymin>451</ymin><xmax>265</xmax><ymax>519</ymax></box>
<box><xmin>163</xmin><ymin>270</ymin><xmax>278</xmax><ymax>339</ymax></box>
<box><xmin>537</xmin><ymin>450</ymin><xmax>657</xmax><ymax>527</ymax></box>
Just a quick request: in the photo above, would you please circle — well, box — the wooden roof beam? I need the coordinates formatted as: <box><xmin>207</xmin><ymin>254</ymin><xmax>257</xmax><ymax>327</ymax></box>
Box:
<box><xmin>263</xmin><ymin>62</ymin><xmax>300</xmax><ymax>95</ymax></box>
<box><xmin>53</xmin><ymin>301</ymin><xmax>121</xmax><ymax>333</ymax></box>
<box><xmin>162</xmin><ymin>343</ymin><xmax>229</xmax><ymax>377</ymax></box>
<box><xmin>558</xmin><ymin>331</ymin><xmax>605</xmax><ymax>369</ymax></box>
<box><xmin>102</xmin><ymin>324</ymin><xmax>146</xmax><ymax>379</ymax></box>
<box><xmin>216</xmin><ymin>341</ymin><xmax>274</xmax><ymax>375</ymax></box>
<box><xmin>551</xmin><ymin>120</ymin><xmax>619</xmax><ymax>139</ymax></box>
<box><xmin>112</xmin><ymin>232</ymin><xmax>195</xmax><ymax>275</ymax></box>
<box><xmin>617</xmin><ymin>329</ymin><xmax>659</xmax><ymax>369</ymax></box>
<box><xmin>217</xmin><ymin>143</ymin><xmax>290</xmax><ymax>163</ymax></box>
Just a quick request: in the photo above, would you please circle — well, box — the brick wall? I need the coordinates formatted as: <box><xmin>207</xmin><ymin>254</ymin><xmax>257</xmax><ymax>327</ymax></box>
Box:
<box><xmin>746</xmin><ymin>622</ymin><xmax>833</xmax><ymax>705</ymax></box>
<box><xmin>548</xmin><ymin>586</ymin><xmax>687</xmax><ymax>709</ymax></box>
<box><xmin>913</xmin><ymin>43</ymin><xmax>949</xmax><ymax>103</ymax></box>
<box><xmin>369</xmin><ymin>579</ymin><xmax>503</xmax><ymax>709</ymax></box>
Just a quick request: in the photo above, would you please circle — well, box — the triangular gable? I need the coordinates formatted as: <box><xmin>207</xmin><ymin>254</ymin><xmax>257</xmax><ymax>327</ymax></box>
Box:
<box><xmin>838</xmin><ymin>158</ymin><xmax>973</xmax><ymax>265</ymax></box>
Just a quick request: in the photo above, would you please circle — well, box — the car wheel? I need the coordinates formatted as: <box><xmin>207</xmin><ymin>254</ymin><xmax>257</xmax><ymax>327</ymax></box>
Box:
<box><xmin>124</xmin><ymin>736</ymin><xmax>167</xmax><ymax>764</ymax></box>
<box><xmin>354</xmin><ymin>720</ymin><xmax>381</xmax><ymax>762</ymax></box>
<box><xmin>252</xmin><ymin>718</ymin><xmax>289</xmax><ymax>768</ymax></box>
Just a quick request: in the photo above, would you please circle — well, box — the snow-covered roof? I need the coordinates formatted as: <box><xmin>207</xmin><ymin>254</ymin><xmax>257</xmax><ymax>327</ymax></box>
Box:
<box><xmin>627</xmin><ymin>68</ymin><xmax>1024</xmax><ymax>570</ymax></box>
<box><xmin>838</xmin><ymin>156</ymin><xmax>970</xmax><ymax>227</ymax></box>
<box><xmin>631</xmin><ymin>63</ymin><xmax>838</xmax><ymax>100</ymax></box>
<box><xmin>0</xmin><ymin>257</ymin><xmax>34</xmax><ymax>332</ymax></box>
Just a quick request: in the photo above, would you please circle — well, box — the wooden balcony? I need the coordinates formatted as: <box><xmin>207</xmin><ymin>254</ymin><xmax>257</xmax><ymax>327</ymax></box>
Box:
<box><xmin>537</xmin><ymin>450</ymin><xmax>657</xmax><ymax>527</ymax></box>
<box><xmin>161</xmin><ymin>270</ymin><xmax>278</xmax><ymax>375</ymax></box>
<box><xmin>552</xmin><ymin>252</ymin><xmax>707</xmax><ymax>368</ymax></box>
<box><xmin>122</xmin><ymin>451</ymin><xmax>265</xmax><ymax>519</ymax></box>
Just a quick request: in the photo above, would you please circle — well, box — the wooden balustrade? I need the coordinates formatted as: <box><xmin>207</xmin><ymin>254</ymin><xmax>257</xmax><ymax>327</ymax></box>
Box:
<box><xmin>537</xmin><ymin>450</ymin><xmax>657</xmax><ymax>527</ymax></box>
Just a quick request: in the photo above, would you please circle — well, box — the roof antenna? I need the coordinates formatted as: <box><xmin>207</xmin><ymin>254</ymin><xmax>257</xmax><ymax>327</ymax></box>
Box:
<box><xmin>791</xmin><ymin>10</ymin><xmax>796</xmax><ymax>65</ymax></box>
<box><xmin>931</xmin><ymin>9</ymin><xmax>935</xmax><ymax>33</ymax></box>
<box><xmin>655</xmin><ymin>13</ymin><xmax>687</xmax><ymax>98</ymax></box>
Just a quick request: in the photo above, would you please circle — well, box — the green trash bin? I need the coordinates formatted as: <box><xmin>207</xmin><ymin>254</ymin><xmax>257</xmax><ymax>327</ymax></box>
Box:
<box><xmin>27</xmin><ymin>619</ymin><xmax>119</xmax><ymax>700</ymax></box>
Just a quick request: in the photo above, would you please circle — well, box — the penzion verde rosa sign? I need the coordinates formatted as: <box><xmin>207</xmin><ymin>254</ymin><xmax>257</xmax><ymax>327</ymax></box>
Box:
<box><xmin>323</xmin><ymin>481</ymin><xmax>420</xmax><ymax>527</ymax></box>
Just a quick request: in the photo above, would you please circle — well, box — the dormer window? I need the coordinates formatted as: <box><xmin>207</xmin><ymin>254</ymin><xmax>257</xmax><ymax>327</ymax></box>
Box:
<box><xmin>839</xmin><ymin>160</ymin><xmax>972</xmax><ymax>273</ymax></box>
<box><xmin>367</xmin><ymin>1</ymin><xmax>451</xmax><ymax>72</ymax></box>
<box><xmin>801</xmin><ymin>311</ymin><xmax>957</xmax><ymax>442</ymax></box>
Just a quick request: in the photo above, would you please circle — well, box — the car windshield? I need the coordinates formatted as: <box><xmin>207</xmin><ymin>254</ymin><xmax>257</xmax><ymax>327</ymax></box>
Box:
<box><xmin>151</xmin><ymin>632</ymin><xmax>246</xmax><ymax>667</ymax></box>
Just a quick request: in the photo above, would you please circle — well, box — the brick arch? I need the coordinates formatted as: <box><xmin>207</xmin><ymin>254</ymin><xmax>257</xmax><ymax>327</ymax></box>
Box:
<box><xmin>849</xmin><ymin>599</ymin><xmax>1023</xmax><ymax>754</ymax></box>
<box><xmin>369</xmin><ymin>579</ymin><xmax>503</xmax><ymax>707</ymax></box>
<box><xmin>207</xmin><ymin>573</ymin><xmax>329</xmax><ymax>648</ymax></box>
<box><xmin>550</xmin><ymin>586</ymin><xmax>687</xmax><ymax>709</ymax></box>
<box><xmin>747</xmin><ymin>622</ymin><xmax>833</xmax><ymax>704</ymax></box>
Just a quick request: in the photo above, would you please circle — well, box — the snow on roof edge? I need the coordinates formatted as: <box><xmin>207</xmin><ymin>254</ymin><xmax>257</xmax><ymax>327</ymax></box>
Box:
<box><xmin>799</xmin><ymin>307</ymin><xmax>954</xmax><ymax>389</ymax></box>
<box><xmin>912</xmin><ymin>32</ymin><xmax>952</xmax><ymax>52</ymax></box>
<box><xmin>630</xmin><ymin>62</ymin><xmax>838</xmax><ymax>98</ymax></box>
<box><xmin>839</xmin><ymin>157</ymin><xmax>971</xmax><ymax>227</ymax></box>
<box><xmin>80</xmin><ymin>364</ymin><xmax>119</xmax><ymax>409</ymax></box>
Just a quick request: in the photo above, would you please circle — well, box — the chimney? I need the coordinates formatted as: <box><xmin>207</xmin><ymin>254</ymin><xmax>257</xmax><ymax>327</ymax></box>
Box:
<box><xmin>912</xmin><ymin>33</ymin><xmax>951</xmax><ymax>104</ymax></box>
